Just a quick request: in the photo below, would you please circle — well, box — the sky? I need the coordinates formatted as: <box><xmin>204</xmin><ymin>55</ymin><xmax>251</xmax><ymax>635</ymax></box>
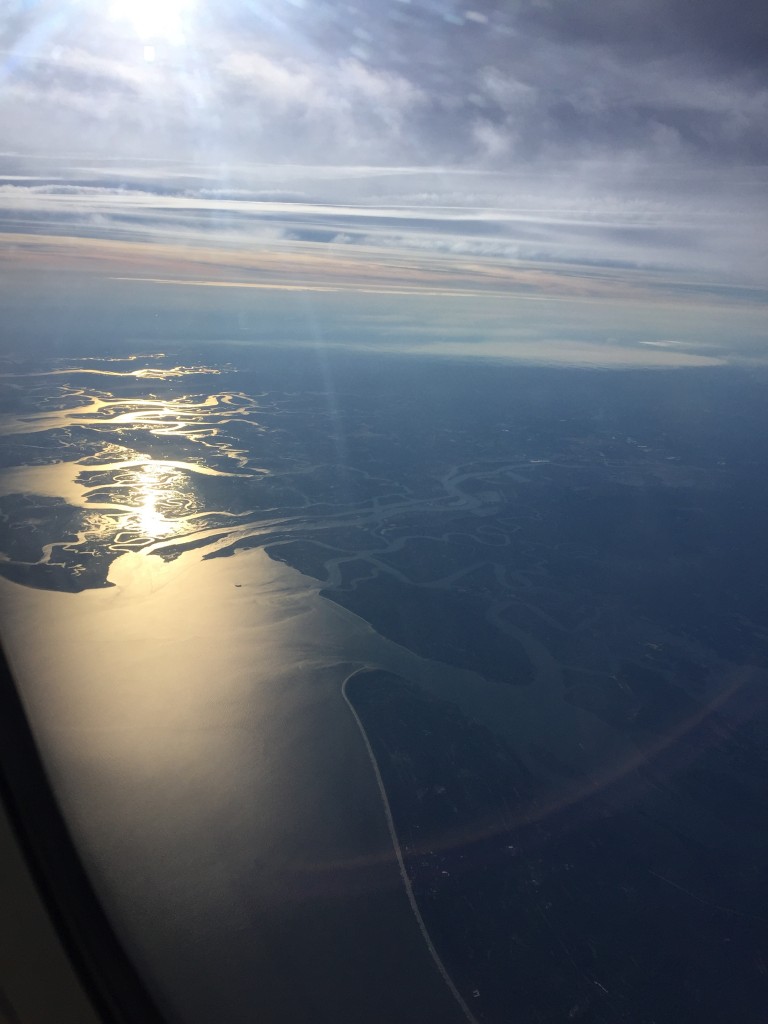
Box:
<box><xmin>0</xmin><ymin>0</ymin><xmax>766</xmax><ymax>364</ymax></box>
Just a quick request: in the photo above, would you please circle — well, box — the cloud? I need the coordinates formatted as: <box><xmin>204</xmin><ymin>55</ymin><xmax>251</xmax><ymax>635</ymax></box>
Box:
<box><xmin>1</xmin><ymin>162</ymin><xmax>767</xmax><ymax>289</ymax></box>
<box><xmin>386</xmin><ymin>336</ymin><xmax>725</xmax><ymax>369</ymax></box>
<box><xmin>0</xmin><ymin>0</ymin><xmax>766</xmax><ymax>306</ymax></box>
<box><xmin>1</xmin><ymin>0</ymin><xmax>766</xmax><ymax>171</ymax></box>
<box><xmin>515</xmin><ymin>0</ymin><xmax>768</xmax><ymax>71</ymax></box>
<box><xmin>0</xmin><ymin>183</ymin><xmax>155</xmax><ymax>196</ymax></box>
<box><xmin>216</xmin><ymin>50</ymin><xmax>426</xmax><ymax>158</ymax></box>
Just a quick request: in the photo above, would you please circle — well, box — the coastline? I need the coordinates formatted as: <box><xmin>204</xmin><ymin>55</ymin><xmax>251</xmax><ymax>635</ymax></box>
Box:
<box><xmin>342</xmin><ymin>667</ymin><xmax>480</xmax><ymax>1024</ymax></box>
<box><xmin>0</xmin><ymin>546</ymin><xmax>473</xmax><ymax>1024</ymax></box>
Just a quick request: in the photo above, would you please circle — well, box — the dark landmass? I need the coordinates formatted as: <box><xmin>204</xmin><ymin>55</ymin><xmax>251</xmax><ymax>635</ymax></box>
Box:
<box><xmin>346</xmin><ymin>669</ymin><xmax>768</xmax><ymax>1024</ymax></box>
<box><xmin>2</xmin><ymin>345</ymin><xmax>768</xmax><ymax>1021</ymax></box>
<box><xmin>330</xmin><ymin>574</ymin><xmax>535</xmax><ymax>686</ymax></box>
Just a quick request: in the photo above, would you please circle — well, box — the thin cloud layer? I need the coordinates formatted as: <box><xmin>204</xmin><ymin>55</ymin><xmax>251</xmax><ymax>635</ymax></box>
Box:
<box><xmin>0</xmin><ymin>166</ymin><xmax>766</xmax><ymax>289</ymax></box>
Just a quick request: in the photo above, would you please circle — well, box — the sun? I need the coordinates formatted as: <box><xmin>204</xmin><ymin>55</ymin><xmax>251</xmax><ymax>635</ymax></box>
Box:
<box><xmin>109</xmin><ymin>0</ymin><xmax>196</xmax><ymax>41</ymax></box>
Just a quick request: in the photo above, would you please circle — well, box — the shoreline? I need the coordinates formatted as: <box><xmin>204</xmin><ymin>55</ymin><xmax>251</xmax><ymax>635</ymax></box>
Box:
<box><xmin>0</xmin><ymin>546</ymin><xmax>479</xmax><ymax>1024</ymax></box>
<box><xmin>341</xmin><ymin>667</ymin><xmax>480</xmax><ymax>1024</ymax></box>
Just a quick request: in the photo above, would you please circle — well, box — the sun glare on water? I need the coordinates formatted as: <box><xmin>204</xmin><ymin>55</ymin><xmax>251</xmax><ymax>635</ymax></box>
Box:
<box><xmin>122</xmin><ymin>461</ymin><xmax>197</xmax><ymax>545</ymax></box>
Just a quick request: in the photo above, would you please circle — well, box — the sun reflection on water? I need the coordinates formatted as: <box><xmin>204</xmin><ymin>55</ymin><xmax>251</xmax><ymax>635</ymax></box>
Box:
<box><xmin>0</xmin><ymin>367</ymin><xmax>267</xmax><ymax>578</ymax></box>
<box><xmin>116</xmin><ymin>461</ymin><xmax>199</xmax><ymax>547</ymax></box>
<box><xmin>66</xmin><ymin>459</ymin><xmax>206</xmax><ymax>553</ymax></box>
